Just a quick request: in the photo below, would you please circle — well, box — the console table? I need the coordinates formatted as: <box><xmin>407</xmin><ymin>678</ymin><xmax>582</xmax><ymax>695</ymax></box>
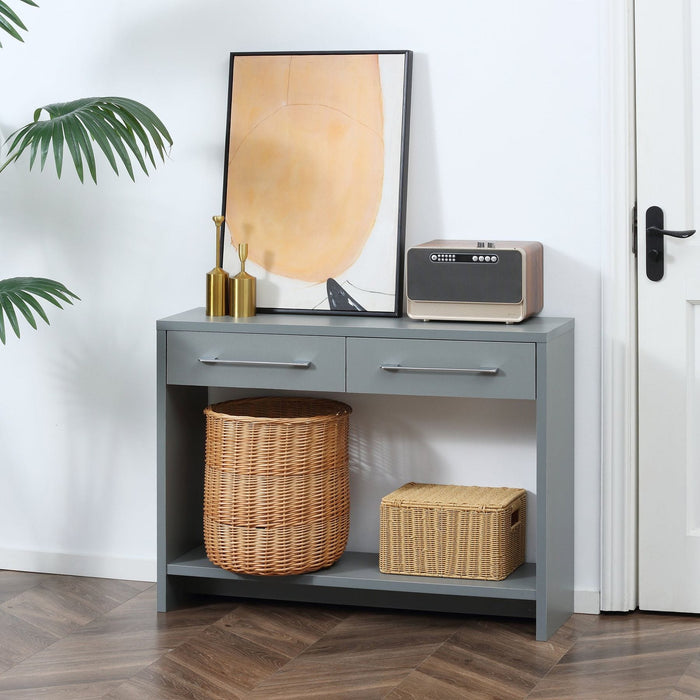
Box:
<box><xmin>157</xmin><ymin>309</ymin><xmax>574</xmax><ymax>641</ymax></box>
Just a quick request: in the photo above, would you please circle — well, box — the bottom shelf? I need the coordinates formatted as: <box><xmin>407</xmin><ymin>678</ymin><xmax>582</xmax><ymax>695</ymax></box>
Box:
<box><xmin>167</xmin><ymin>546</ymin><xmax>537</xmax><ymax>601</ymax></box>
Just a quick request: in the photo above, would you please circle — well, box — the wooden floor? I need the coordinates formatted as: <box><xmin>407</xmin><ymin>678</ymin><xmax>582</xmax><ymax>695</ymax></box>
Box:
<box><xmin>0</xmin><ymin>571</ymin><xmax>698</xmax><ymax>698</ymax></box>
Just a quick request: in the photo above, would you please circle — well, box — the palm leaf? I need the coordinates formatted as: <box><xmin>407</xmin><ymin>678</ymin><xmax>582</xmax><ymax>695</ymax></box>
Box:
<box><xmin>0</xmin><ymin>0</ymin><xmax>38</xmax><ymax>48</ymax></box>
<box><xmin>0</xmin><ymin>96</ymin><xmax>173</xmax><ymax>182</ymax></box>
<box><xmin>0</xmin><ymin>277</ymin><xmax>79</xmax><ymax>344</ymax></box>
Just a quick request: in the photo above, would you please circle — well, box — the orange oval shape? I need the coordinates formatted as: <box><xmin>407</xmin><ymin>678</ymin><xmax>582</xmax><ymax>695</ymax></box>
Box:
<box><xmin>226</xmin><ymin>54</ymin><xmax>385</xmax><ymax>283</ymax></box>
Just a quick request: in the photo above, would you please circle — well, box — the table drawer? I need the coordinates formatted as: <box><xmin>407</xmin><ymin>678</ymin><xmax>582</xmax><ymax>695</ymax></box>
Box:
<box><xmin>167</xmin><ymin>331</ymin><xmax>346</xmax><ymax>391</ymax></box>
<box><xmin>346</xmin><ymin>338</ymin><xmax>535</xmax><ymax>399</ymax></box>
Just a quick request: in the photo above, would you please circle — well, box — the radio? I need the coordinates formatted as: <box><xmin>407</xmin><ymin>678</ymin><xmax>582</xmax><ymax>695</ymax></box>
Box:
<box><xmin>406</xmin><ymin>240</ymin><xmax>543</xmax><ymax>323</ymax></box>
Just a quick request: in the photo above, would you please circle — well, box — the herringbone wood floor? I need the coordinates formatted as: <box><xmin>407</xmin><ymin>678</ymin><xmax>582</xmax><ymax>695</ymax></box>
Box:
<box><xmin>0</xmin><ymin>570</ymin><xmax>698</xmax><ymax>698</ymax></box>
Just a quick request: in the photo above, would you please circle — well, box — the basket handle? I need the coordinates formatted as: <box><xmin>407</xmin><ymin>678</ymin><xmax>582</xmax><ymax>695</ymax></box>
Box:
<box><xmin>511</xmin><ymin>507</ymin><xmax>521</xmax><ymax>529</ymax></box>
<box><xmin>198</xmin><ymin>357</ymin><xmax>312</xmax><ymax>369</ymax></box>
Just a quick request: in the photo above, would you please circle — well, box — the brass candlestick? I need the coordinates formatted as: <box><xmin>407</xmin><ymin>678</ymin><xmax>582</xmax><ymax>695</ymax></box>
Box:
<box><xmin>206</xmin><ymin>215</ymin><xmax>229</xmax><ymax>316</ymax></box>
<box><xmin>230</xmin><ymin>242</ymin><xmax>256</xmax><ymax>318</ymax></box>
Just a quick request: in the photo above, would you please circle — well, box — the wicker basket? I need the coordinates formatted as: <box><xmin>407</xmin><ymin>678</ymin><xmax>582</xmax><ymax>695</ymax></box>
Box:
<box><xmin>203</xmin><ymin>396</ymin><xmax>352</xmax><ymax>576</ymax></box>
<box><xmin>379</xmin><ymin>482</ymin><xmax>526</xmax><ymax>581</ymax></box>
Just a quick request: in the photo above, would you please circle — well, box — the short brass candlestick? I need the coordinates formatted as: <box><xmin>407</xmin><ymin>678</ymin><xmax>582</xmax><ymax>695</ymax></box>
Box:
<box><xmin>230</xmin><ymin>242</ymin><xmax>256</xmax><ymax>318</ymax></box>
<box><xmin>206</xmin><ymin>215</ymin><xmax>229</xmax><ymax>316</ymax></box>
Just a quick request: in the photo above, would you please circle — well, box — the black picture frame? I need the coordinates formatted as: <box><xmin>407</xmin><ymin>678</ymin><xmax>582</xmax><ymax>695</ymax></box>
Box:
<box><xmin>220</xmin><ymin>50</ymin><xmax>412</xmax><ymax>317</ymax></box>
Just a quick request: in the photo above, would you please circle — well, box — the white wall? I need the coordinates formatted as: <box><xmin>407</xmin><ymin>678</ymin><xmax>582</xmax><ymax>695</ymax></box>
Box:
<box><xmin>0</xmin><ymin>0</ymin><xmax>605</xmax><ymax>607</ymax></box>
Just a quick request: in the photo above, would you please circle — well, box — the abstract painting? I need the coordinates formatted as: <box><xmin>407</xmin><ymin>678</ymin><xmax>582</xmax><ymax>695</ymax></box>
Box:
<box><xmin>220</xmin><ymin>51</ymin><xmax>412</xmax><ymax>316</ymax></box>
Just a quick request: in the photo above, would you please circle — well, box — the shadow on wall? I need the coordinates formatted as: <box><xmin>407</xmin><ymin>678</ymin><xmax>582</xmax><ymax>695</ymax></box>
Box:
<box><xmin>48</xmin><ymin>320</ymin><xmax>155</xmax><ymax>556</ymax></box>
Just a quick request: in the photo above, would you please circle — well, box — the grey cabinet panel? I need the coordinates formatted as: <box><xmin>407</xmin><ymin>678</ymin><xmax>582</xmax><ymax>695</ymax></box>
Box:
<box><xmin>347</xmin><ymin>338</ymin><xmax>535</xmax><ymax>399</ymax></box>
<box><xmin>166</xmin><ymin>331</ymin><xmax>345</xmax><ymax>391</ymax></box>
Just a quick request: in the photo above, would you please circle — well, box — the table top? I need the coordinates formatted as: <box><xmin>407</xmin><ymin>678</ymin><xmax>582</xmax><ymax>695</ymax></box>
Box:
<box><xmin>158</xmin><ymin>308</ymin><xmax>574</xmax><ymax>343</ymax></box>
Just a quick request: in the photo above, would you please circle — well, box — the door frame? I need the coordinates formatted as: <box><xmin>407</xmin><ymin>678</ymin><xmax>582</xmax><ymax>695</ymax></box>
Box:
<box><xmin>600</xmin><ymin>0</ymin><xmax>637</xmax><ymax>611</ymax></box>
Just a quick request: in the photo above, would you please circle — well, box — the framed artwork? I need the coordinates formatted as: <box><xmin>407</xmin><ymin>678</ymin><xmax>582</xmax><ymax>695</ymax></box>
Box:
<box><xmin>220</xmin><ymin>50</ymin><xmax>412</xmax><ymax>317</ymax></box>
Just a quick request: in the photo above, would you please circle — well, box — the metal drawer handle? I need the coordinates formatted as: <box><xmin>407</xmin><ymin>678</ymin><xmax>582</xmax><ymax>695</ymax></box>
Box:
<box><xmin>198</xmin><ymin>357</ymin><xmax>311</xmax><ymax>369</ymax></box>
<box><xmin>379</xmin><ymin>364</ymin><xmax>499</xmax><ymax>376</ymax></box>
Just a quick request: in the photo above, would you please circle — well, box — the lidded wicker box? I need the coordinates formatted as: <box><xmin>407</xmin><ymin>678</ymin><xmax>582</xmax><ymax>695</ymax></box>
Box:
<box><xmin>203</xmin><ymin>396</ymin><xmax>352</xmax><ymax>576</ymax></box>
<box><xmin>379</xmin><ymin>482</ymin><xmax>526</xmax><ymax>581</ymax></box>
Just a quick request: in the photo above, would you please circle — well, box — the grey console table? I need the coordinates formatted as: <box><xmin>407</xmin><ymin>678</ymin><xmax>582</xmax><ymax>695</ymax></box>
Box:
<box><xmin>157</xmin><ymin>308</ymin><xmax>574</xmax><ymax>641</ymax></box>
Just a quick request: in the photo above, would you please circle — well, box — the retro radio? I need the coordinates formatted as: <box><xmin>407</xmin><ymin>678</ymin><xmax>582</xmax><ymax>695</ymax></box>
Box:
<box><xmin>406</xmin><ymin>240</ymin><xmax>543</xmax><ymax>323</ymax></box>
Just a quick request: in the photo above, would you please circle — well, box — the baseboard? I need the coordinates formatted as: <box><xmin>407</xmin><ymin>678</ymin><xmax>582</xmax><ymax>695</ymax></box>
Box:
<box><xmin>0</xmin><ymin>548</ymin><xmax>156</xmax><ymax>582</ymax></box>
<box><xmin>574</xmin><ymin>589</ymin><xmax>601</xmax><ymax>615</ymax></box>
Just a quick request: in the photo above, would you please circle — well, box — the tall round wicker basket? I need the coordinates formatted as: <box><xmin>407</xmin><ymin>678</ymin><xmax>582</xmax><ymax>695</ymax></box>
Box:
<box><xmin>203</xmin><ymin>396</ymin><xmax>352</xmax><ymax>576</ymax></box>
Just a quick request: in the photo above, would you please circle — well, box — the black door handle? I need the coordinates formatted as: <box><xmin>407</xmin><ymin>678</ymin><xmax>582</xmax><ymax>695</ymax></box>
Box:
<box><xmin>647</xmin><ymin>226</ymin><xmax>696</xmax><ymax>239</ymax></box>
<box><xmin>646</xmin><ymin>206</ymin><xmax>696</xmax><ymax>281</ymax></box>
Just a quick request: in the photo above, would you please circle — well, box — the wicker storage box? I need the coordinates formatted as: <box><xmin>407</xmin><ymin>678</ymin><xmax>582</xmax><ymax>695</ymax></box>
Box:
<box><xmin>203</xmin><ymin>396</ymin><xmax>352</xmax><ymax>576</ymax></box>
<box><xmin>379</xmin><ymin>482</ymin><xmax>526</xmax><ymax>581</ymax></box>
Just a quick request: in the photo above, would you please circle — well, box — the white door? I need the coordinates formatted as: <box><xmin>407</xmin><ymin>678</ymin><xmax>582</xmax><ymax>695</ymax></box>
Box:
<box><xmin>637</xmin><ymin>0</ymin><xmax>700</xmax><ymax>612</ymax></box>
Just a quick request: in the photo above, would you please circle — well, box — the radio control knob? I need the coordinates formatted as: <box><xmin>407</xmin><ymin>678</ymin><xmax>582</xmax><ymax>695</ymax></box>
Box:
<box><xmin>430</xmin><ymin>254</ymin><xmax>437</xmax><ymax>261</ymax></box>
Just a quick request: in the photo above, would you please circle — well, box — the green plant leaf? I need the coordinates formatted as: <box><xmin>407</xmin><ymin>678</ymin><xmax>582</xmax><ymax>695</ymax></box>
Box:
<box><xmin>77</xmin><ymin>109</ymin><xmax>133</xmax><ymax>179</ymax></box>
<box><xmin>51</xmin><ymin>119</ymin><xmax>64</xmax><ymax>177</ymax></box>
<box><xmin>92</xmin><ymin>104</ymin><xmax>150</xmax><ymax>178</ymax></box>
<box><xmin>112</xmin><ymin>98</ymin><xmax>170</xmax><ymax>160</ymax></box>
<box><xmin>75</xmin><ymin>110</ymin><xmax>119</xmax><ymax>176</ymax></box>
<box><xmin>15</xmin><ymin>289</ymin><xmax>49</xmax><ymax>324</ymax></box>
<box><xmin>6</xmin><ymin>291</ymin><xmax>37</xmax><ymax>329</ymax></box>
<box><xmin>0</xmin><ymin>97</ymin><xmax>173</xmax><ymax>182</ymax></box>
<box><xmin>0</xmin><ymin>0</ymin><xmax>38</xmax><ymax>48</ymax></box>
<box><xmin>0</xmin><ymin>277</ymin><xmax>79</xmax><ymax>344</ymax></box>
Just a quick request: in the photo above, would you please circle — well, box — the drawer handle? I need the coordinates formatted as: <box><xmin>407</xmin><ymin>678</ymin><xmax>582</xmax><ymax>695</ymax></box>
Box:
<box><xmin>380</xmin><ymin>364</ymin><xmax>499</xmax><ymax>376</ymax></box>
<box><xmin>198</xmin><ymin>357</ymin><xmax>312</xmax><ymax>369</ymax></box>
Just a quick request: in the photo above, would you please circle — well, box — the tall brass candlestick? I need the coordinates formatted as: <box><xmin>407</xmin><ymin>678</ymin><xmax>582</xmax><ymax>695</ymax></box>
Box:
<box><xmin>230</xmin><ymin>242</ymin><xmax>256</xmax><ymax>318</ymax></box>
<box><xmin>206</xmin><ymin>215</ymin><xmax>229</xmax><ymax>316</ymax></box>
